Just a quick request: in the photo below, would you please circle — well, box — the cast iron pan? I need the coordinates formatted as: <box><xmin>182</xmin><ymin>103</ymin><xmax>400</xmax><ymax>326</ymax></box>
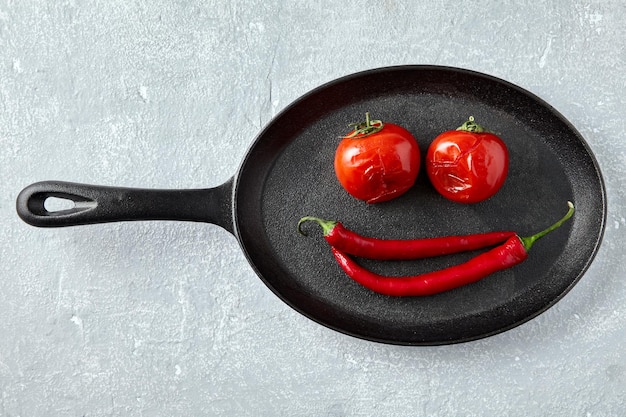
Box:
<box><xmin>17</xmin><ymin>66</ymin><xmax>606</xmax><ymax>345</ymax></box>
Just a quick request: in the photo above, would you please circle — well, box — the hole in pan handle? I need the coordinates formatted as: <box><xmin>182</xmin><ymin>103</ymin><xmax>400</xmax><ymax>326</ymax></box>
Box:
<box><xmin>16</xmin><ymin>180</ymin><xmax>234</xmax><ymax>232</ymax></box>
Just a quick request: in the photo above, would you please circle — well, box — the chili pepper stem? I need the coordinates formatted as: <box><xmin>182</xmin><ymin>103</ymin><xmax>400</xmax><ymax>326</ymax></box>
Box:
<box><xmin>298</xmin><ymin>216</ymin><xmax>337</xmax><ymax>236</ymax></box>
<box><xmin>520</xmin><ymin>201</ymin><xmax>575</xmax><ymax>252</ymax></box>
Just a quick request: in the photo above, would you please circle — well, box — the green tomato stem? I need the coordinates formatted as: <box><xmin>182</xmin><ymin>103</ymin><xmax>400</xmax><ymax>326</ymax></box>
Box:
<box><xmin>456</xmin><ymin>116</ymin><xmax>487</xmax><ymax>133</ymax></box>
<box><xmin>520</xmin><ymin>201</ymin><xmax>575</xmax><ymax>252</ymax></box>
<box><xmin>344</xmin><ymin>112</ymin><xmax>384</xmax><ymax>139</ymax></box>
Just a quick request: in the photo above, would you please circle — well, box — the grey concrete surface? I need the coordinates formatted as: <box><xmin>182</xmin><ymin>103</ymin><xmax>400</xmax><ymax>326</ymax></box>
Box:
<box><xmin>1</xmin><ymin>1</ymin><xmax>625</xmax><ymax>416</ymax></box>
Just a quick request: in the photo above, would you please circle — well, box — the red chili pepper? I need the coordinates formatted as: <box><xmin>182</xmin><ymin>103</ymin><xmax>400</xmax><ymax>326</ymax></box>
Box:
<box><xmin>298</xmin><ymin>217</ymin><xmax>516</xmax><ymax>260</ymax></box>
<box><xmin>331</xmin><ymin>202</ymin><xmax>574</xmax><ymax>296</ymax></box>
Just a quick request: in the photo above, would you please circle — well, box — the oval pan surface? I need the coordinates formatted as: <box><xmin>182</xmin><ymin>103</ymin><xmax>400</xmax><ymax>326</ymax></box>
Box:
<box><xmin>233</xmin><ymin>66</ymin><xmax>606</xmax><ymax>345</ymax></box>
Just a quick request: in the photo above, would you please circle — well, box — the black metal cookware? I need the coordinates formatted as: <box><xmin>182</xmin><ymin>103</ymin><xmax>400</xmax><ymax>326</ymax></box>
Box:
<box><xmin>17</xmin><ymin>66</ymin><xmax>606</xmax><ymax>345</ymax></box>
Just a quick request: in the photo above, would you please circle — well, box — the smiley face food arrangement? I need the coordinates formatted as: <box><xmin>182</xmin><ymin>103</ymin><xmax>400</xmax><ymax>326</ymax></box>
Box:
<box><xmin>300</xmin><ymin>113</ymin><xmax>574</xmax><ymax>297</ymax></box>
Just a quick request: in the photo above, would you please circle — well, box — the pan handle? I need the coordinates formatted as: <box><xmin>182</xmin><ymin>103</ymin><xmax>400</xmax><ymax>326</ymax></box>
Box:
<box><xmin>16</xmin><ymin>179</ymin><xmax>234</xmax><ymax>233</ymax></box>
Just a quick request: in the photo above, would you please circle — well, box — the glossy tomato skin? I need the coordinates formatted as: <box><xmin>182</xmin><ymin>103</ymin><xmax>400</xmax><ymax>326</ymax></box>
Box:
<box><xmin>334</xmin><ymin>123</ymin><xmax>420</xmax><ymax>203</ymax></box>
<box><xmin>426</xmin><ymin>130</ymin><xmax>509</xmax><ymax>204</ymax></box>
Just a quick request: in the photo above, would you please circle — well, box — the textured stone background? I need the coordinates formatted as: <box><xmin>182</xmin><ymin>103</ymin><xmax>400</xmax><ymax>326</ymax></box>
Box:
<box><xmin>1</xmin><ymin>1</ymin><xmax>625</xmax><ymax>416</ymax></box>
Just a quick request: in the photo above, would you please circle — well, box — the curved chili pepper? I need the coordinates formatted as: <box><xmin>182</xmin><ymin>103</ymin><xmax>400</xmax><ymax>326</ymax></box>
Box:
<box><xmin>331</xmin><ymin>202</ymin><xmax>574</xmax><ymax>296</ymax></box>
<box><xmin>298</xmin><ymin>217</ymin><xmax>516</xmax><ymax>260</ymax></box>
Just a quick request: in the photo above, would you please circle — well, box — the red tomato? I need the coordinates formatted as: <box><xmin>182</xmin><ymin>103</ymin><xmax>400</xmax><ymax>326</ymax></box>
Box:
<box><xmin>426</xmin><ymin>117</ymin><xmax>509</xmax><ymax>204</ymax></box>
<box><xmin>334</xmin><ymin>114</ymin><xmax>420</xmax><ymax>203</ymax></box>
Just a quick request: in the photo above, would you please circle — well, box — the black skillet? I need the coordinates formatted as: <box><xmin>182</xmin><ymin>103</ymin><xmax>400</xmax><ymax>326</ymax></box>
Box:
<box><xmin>17</xmin><ymin>66</ymin><xmax>606</xmax><ymax>345</ymax></box>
